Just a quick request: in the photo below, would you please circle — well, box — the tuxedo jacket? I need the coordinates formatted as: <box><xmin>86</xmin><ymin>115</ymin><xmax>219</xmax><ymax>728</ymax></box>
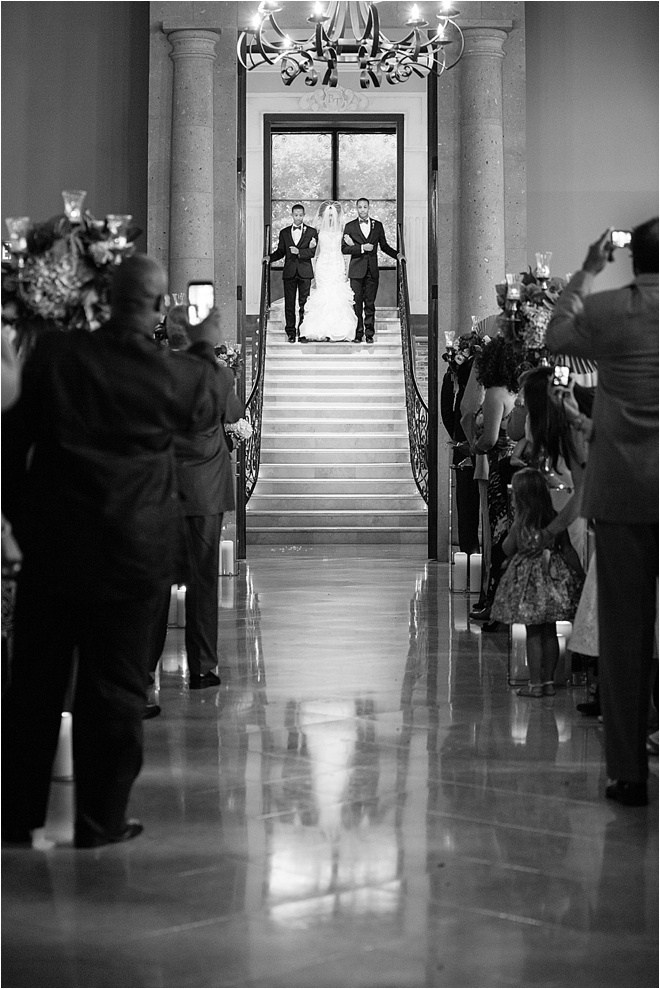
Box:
<box><xmin>341</xmin><ymin>217</ymin><xmax>398</xmax><ymax>279</ymax></box>
<box><xmin>269</xmin><ymin>224</ymin><xmax>318</xmax><ymax>280</ymax></box>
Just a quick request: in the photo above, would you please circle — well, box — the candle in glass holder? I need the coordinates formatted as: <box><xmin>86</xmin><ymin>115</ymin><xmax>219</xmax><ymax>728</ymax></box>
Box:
<box><xmin>62</xmin><ymin>189</ymin><xmax>87</xmax><ymax>223</ymax></box>
<box><xmin>52</xmin><ymin>712</ymin><xmax>73</xmax><ymax>781</ymax></box>
<box><xmin>167</xmin><ymin>584</ymin><xmax>177</xmax><ymax>626</ymax></box>
<box><xmin>453</xmin><ymin>551</ymin><xmax>468</xmax><ymax>592</ymax></box>
<box><xmin>453</xmin><ymin>595</ymin><xmax>468</xmax><ymax>631</ymax></box>
<box><xmin>177</xmin><ymin>585</ymin><xmax>186</xmax><ymax>627</ymax></box>
<box><xmin>510</xmin><ymin>623</ymin><xmax>528</xmax><ymax>682</ymax></box>
<box><xmin>5</xmin><ymin>216</ymin><xmax>30</xmax><ymax>254</ymax></box>
<box><xmin>221</xmin><ymin>539</ymin><xmax>235</xmax><ymax>576</ymax></box>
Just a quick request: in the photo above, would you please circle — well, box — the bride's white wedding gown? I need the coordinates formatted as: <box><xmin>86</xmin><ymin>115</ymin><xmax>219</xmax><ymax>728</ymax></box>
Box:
<box><xmin>299</xmin><ymin>229</ymin><xmax>357</xmax><ymax>341</ymax></box>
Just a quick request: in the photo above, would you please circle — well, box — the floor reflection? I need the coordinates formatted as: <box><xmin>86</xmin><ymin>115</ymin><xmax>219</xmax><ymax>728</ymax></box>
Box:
<box><xmin>2</xmin><ymin>548</ymin><xmax>657</xmax><ymax>988</ymax></box>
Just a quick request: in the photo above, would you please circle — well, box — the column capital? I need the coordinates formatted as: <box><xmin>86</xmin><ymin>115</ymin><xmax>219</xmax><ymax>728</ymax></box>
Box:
<box><xmin>163</xmin><ymin>25</ymin><xmax>220</xmax><ymax>61</ymax></box>
<box><xmin>458</xmin><ymin>21</ymin><xmax>513</xmax><ymax>57</ymax></box>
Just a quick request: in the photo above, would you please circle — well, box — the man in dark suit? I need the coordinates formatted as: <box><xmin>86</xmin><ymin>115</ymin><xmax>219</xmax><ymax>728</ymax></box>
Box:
<box><xmin>547</xmin><ymin>218</ymin><xmax>659</xmax><ymax>807</ymax></box>
<box><xmin>341</xmin><ymin>197</ymin><xmax>404</xmax><ymax>343</ymax></box>
<box><xmin>265</xmin><ymin>204</ymin><xmax>317</xmax><ymax>342</ymax></box>
<box><xmin>147</xmin><ymin>312</ymin><xmax>245</xmax><ymax>699</ymax></box>
<box><xmin>1</xmin><ymin>255</ymin><xmax>232</xmax><ymax>848</ymax></box>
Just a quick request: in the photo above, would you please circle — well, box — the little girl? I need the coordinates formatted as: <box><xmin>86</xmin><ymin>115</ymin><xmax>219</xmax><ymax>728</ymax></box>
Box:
<box><xmin>491</xmin><ymin>468</ymin><xmax>584</xmax><ymax>697</ymax></box>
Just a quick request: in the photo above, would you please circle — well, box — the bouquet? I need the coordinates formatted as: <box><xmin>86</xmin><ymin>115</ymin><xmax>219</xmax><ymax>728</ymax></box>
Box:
<box><xmin>224</xmin><ymin>417</ymin><xmax>253</xmax><ymax>445</ymax></box>
<box><xmin>442</xmin><ymin>320</ymin><xmax>491</xmax><ymax>374</ymax></box>
<box><xmin>214</xmin><ymin>342</ymin><xmax>243</xmax><ymax>374</ymax></box>
<box><xmin>2</xmin><ymin>210</ymin><xmax>140</xmax><ymax>350</ymax></box>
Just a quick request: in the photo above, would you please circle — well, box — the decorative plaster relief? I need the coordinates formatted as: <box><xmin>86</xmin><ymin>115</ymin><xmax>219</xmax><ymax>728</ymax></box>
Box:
<box><xmin>299</xmin><ymin>85</ymin><xmax>369</xmax><ymax>113</ymax></box>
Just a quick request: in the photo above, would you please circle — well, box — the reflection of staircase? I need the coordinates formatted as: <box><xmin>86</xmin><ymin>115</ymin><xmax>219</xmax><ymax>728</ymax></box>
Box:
<box><xmin>247</xmin><ymin>306</ymin><xmax>427</xmax><ymax>545</ymax></box>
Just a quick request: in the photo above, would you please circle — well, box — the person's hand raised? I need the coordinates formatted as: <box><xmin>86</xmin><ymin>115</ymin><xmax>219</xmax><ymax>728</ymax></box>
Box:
<box><xmin>582</xmin><ymin>229</ymin><xmax>612</xmax><ymax>275</ymax></box>
<box><xmin>188</xmin><ymin>307</ymin><xmax>222</xmax><ymax>348</ymax></box>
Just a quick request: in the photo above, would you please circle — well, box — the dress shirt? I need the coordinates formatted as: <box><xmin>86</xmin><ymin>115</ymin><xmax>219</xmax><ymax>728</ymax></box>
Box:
<box><xmin>291</xmin><ymin>225</ymin><xmax>303</xmax><ymax>245</ymax></box>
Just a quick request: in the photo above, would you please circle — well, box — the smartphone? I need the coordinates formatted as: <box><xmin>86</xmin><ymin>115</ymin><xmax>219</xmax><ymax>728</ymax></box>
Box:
<box><xmin>187</xmin><ymin>282</ymin><xmax>214</xmax><ymax>325</ymax></box>
<box><xmin>553</xmin><ymin>365</ymin><xmax>570</xmax><ymax>387</ymax></box>
<box><xmin>611</xmin><ymin>230</ymin><xmax>632</xmax><ymax>249</ymax></box>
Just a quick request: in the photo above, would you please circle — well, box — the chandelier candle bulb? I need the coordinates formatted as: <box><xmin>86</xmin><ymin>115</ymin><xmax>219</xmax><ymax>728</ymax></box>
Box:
<box><xmin>52</xmin><ymin>712</ymin><xmax>73</xmax><ymax>781</ymax></box>
<box><xmin>469</xmin><ymin>553</ymin><xmax>482</xmax><ymax>594</ymax></box>
<box><xmin>453</xmin><ymin>552</ymin><xmax>468</xmax><ymax>592</ymax></box>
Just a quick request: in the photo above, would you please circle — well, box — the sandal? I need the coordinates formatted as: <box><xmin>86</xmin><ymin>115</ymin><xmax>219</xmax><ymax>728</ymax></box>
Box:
<box><xmin>516</xmin><ymin>683</ymin><xmax>543</xmax><ymax>698</ymax></box>
<box><xmin>542</xmin><ymin>681</ymin><xmax>556</xmax><ymax>696</ymax></box>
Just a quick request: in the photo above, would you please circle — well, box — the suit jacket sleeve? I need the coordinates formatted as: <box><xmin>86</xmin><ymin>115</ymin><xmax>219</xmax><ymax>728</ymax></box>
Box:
<box><xmin>376</xmin><ymin>221</ymin><xmax>399</xmax><ymax>260</ymax></box>
<box><xmin>341</xmin><ymin>222</ymin><xmax>362</xmax><ymax>257</ymax></box>
<box><xmin>546</xmin><ymin>271</ymin><xmax>597</xmax><ymax>359</ymax></box>
<box><xmin>269</xmin><ymin>228</ymin><xmax>287</xmax><ymax>264</ymax></box>
<box><xmin>297</xmin><ymin>226</ymin><xmax>317</xmax><ymax>261</ymax></box>
<box><xmin>440</xmin><ymin>369</ymin><xmax>456</xmax><ymax>439</ymax></box>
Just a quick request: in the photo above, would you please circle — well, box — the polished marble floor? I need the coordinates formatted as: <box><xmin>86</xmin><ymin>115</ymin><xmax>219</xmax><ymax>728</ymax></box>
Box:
<box><xmin>2</xmin><ymin>547</ymin><xmax>658</xmax><ymax>988</ymax></box>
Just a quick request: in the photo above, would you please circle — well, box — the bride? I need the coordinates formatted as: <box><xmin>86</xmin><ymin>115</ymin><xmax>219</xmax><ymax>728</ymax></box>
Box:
<box><xmin>299</xmin><ymin>201</ymin><xmax>357</xmax><ymax>342</ymax></box>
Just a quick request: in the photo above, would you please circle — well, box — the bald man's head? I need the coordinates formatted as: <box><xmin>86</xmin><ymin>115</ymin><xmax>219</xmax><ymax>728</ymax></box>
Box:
<box><xmin>110</xmin><ymin>255</ymin><xmax>168</xmax><ymax>326</ymax></box>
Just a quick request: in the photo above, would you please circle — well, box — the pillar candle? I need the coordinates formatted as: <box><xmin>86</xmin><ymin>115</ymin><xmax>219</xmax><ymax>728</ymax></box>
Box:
<box><xmin>221</xmin><ymin>579</ymin><xmax>235</xmax><ymax>610</ymax></box>
<box><xmin>510</xmin><ymin>623</ymin><xmax>528</xmax><ymax>682</ymax></box>
<box><xmin>469</xmin><ymin>553</ymin><xmax>482</xmax><ymax>594</ymax></box>
<box><xmin>52</xmin><ymin>712</ymin><xmax>73</xmax><ymax>781</ymax></box>
<box><xmin>167</xmin><ymin>584</ymin><xmax>177</xmax><ymax>626</ymax></box>
<box><xmin>221</xmin><ymin>539</ymin><xmax>234</xmax><ymax>576</ymax></box>
<box><xmin>453</xmin><ymin>552</ymin><xmax>468</xmax><ymax>592</ymax></box>
<box><xmin>177</xmin><ymin>585</ymin><xmax>186</xmax><ymax>627</ymax></box>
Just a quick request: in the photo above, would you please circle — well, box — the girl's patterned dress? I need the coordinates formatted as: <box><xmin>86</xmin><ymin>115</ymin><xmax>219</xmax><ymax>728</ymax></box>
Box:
<box><xmin>491</xmin><ymin>532</ymin><xmax>584</xmax><ymax>626</ymax></box>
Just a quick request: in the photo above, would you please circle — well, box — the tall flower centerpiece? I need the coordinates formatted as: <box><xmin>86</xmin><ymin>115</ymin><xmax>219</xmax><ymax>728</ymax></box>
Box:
<box><xmin>2</xmin><ymin>192</ymin><xmax>140</xmax><ymax>352</ymax></box>
<box><xmin>493</xmin><ymin>253</ymin><xmax>567</xmax><ymax>371</ymax></box>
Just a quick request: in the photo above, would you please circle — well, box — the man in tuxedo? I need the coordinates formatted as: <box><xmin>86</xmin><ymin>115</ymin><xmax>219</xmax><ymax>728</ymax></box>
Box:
<box><xmin>265</xmin><ymin>204</ymin><xmax>317</xmax><ymax>342</ymax></box>
<box><xmin>342</xmin><ymin>197</ymin><xmax>403</xmax><ymax>343</ymax></box>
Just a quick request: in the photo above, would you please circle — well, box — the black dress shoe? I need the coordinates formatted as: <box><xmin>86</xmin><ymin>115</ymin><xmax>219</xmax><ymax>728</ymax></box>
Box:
<box><xmin>469</xmin><ymin>605</ymin><xmax>491</xmax><ymax>621</ymax></box>
<box><xmin>299</xmin><ymin>336</ymin><xmax>308</xmax><ymax>343</ymax></box>
<box><xmin>481</xmin><ymin>620</ymin><xmax>504</xmax><ymax>632</ymax></box>
<box><xmin>353</xmin><ymin>336</ymin><xmax>363</xmax><ymax>343</ymax></box>
<box><xmin>143</xmin><ymin>703</ymin><xmax>161</xmax><ymax>720</ymax></box>
<box><xmin>286</xmin><ymin>334</ymin><xmax>296</xmax><ymax>343</ymax></box>
<box><xmin>365</xmin><ymin>335</ymin><xmax>375</xmax><ymax>343</ymax></box>
<box><xmin>576</xmin><ymin>700</ymin><xmax>601</xmax><ymax>717</ymax></box>
<box><xmin>189</xmin><ymin>671</ymin><xmax>221</xmax><ymax>690</ymax></box>
<box><xmin>75</xmin><ymin>818</ymin><xmax>144</xmax><ymax>848</ymax></box>
<box><xmin>605</xmin><ymin>781</ymin><xmax>648</xmax><ymax>807</ymax></box>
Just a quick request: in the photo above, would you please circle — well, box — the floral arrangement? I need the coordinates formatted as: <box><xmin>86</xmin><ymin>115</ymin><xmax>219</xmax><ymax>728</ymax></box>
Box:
<box><xmin>215</xmin><ymin>342</ymin><xmax>243</xmax><ymax>374</ymax></box>
<box><xmin>2</xmin><ymin>209</ymin><xmax>140</xmax><ymax>348</ymax></box>
<box><xmin>492</xmin><ymin>254</ymin><xmax>567</xmax><ymax>368</ymax></box>
<box><xmin>441</xmin><ymin>321</ymin><xmax>491</xmax><ymax>374</ymax></box>
<box><xmin>224</xmin><ymin>417</ymin><xmax>253</xmax><ymax>444</ymax></box>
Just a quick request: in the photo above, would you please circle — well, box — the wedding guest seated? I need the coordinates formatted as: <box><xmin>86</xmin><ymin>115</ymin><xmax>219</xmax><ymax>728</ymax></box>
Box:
<box><xmin>546</xmin><ymin>218</ymin><xmax>659</xmax><ymax>806</ymax></box>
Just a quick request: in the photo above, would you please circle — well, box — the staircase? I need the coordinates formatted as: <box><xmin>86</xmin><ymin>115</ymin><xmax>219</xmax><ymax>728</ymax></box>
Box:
<box><xmin>247</xmin><ymin>306</ymin><xmax>427</xmax><ymax>545</ymax></box>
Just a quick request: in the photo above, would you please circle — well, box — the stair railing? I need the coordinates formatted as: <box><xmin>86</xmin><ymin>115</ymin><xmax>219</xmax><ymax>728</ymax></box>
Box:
<box><xmin>242</xmin><ymin>225</ymin><xmax>270</xmax><ymax>503</ymax></box>
<box><xmin>397</xmin><ymin>223</ymin><xmax>429</xmax><ymax>505</ymax></box>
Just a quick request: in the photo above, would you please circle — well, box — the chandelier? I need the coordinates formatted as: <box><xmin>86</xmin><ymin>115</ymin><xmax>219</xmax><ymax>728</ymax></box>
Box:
<box><xmin>238</xmin><ymin>1</ymin><xmax>464</xmax><ymax>89</ymax></box>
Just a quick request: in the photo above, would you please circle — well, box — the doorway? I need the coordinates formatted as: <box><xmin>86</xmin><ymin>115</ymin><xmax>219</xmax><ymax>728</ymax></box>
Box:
<box><xmin>264</xmin><ymin>115</ymin><xmax>404</xmax><ymax>307</ymax></box>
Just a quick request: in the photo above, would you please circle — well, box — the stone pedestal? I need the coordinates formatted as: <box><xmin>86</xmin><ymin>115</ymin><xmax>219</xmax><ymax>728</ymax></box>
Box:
<box><xmin>458</xmin><ymin>23</ymin><xmax>512</xmax><ymax>328</ymax></box>
<box><xmin>164</xmin><ymin>26</ymin><xmax>219</xmax><ymax>294</ymax></box>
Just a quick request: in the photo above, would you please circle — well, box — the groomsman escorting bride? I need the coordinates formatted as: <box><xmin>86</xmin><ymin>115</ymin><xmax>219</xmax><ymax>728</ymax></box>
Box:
<box><xmin>266</xmin><ymin>198</ymin><xmax>404</xmax><ymax>345</ymax></box>
<box><xmin>341</xmin><ymin>197</ymin><xmax>404</xmax><ymax>343</ymax></box>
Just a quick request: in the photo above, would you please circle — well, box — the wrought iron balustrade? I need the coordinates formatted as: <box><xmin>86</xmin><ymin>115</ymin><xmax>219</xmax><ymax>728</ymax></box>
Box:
<box><xmin>397</xmin><ymin>223</ymin><xmax>429</xmax><ymax>504</ymax></box>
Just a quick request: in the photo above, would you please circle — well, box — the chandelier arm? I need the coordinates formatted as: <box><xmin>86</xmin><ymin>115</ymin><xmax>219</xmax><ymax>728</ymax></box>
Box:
<box><xmin>439</xmin><ymin>26</ymin><xmax>465</xmax><ymax>71</ymax></box>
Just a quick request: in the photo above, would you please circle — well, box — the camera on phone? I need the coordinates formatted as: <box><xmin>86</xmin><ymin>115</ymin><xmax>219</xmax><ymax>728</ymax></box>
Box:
<box><xmin>553</xmin><ymin>365</ymin><xmax>570</xmax><ymax>388</ymax></box>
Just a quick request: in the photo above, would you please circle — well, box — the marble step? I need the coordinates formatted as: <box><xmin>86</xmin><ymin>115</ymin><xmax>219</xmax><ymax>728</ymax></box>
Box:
<box><xmin>263</xmin><ymin>406</ymin><xmax>408</xmax><ymax>422</ymax></box>
<box><xmin>264</xmin><ymin>372</ymin><xmax>404</xmax><ymax>387</ymax></box>
<box><xmin>249</xmin><ymin>491</ymin><xmax>424</xmax><ymax>510</ymax></box>
<box><xmin>247</xmin><ymin>509</ymin><xmax>427</xmax><ymax>528</ymax></box>
<box><xmin>259</xmin><ymin>433</ymin><xmax>410</xmax><ymax>450</ymax></box>
<box><xmin>259</xmin><ymin>446</ymin><xmax>411</xmax><ymax>462</ymax></box>
<box><xmin>260</xmin><ymin>419</ymin><xmax>407</xmax><ymax>435</ymax></box>
<box><xmin>247</xmin><ymin>527</ymin><xmax>427</xmax><ymax>544</ymax></box>
<box><xmin>258</xmin><ymin>461</ymin><xmax>415</xmax><ymax>478</ymax></box>
<box><xmin>265</xmin><ymin>357</ymin><xmax>402</xmax><ymax>372</ymax></box>
<box><xmin>254</xmin><ymin>478</ymin><xmax>419</xmax><ymax>496</ymax></box>
<box><xmin>263</xmin><ymin>389</ymin><xmax>406</xmax><ymax>404</ymax></box>
<box><xmin>267</xmin><ymin>340</ymin><xmax>402</xmax><ymax>354</ymax></box>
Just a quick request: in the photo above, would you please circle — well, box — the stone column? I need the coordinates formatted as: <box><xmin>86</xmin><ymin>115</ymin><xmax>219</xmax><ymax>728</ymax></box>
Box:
<box><xmin>458</xmin><ymin>22</ymin><xmax>512</xmax><ymax>328</ymax></box>
<box><xmin>164</xmin><ymin>25</ymin><xmax>220</xmax><ymax>294</ymax></box>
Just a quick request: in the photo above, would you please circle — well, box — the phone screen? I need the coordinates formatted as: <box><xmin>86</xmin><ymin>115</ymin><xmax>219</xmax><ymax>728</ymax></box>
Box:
<box><xmin>188</xmin><ymin>283</ymin><xmax>214</xmax><ymax>325</ymax></box>
<box><xmin>553</xmin><ymin>366</ymin><xmax>570</xmax><ymax>387</ymax></box>
<box><xmin>611</xmin><ymin>230</ymin><xmax>632</xmax><ymax>249</ymax></box>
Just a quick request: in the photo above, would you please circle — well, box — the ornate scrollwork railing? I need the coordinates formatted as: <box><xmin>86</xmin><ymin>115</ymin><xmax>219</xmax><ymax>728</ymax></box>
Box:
<box><xmin>397</xmin><ymin>223</ymin><xmax>429</xmax><ymax>504</ymax></box>
<box><xmin>243</xmin><ymin>225</ymin><xmax>270</xmax><ymax>502</ymax></box>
